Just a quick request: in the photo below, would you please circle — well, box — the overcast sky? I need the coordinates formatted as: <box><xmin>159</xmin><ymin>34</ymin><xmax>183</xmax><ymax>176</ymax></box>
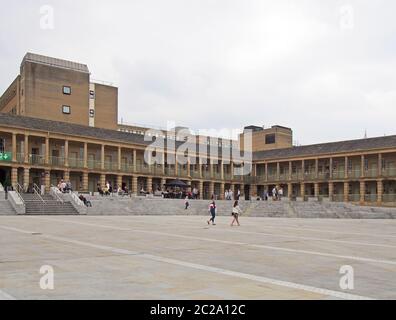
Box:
<box><xmin>0</xmin><ymin>0</ymin><xmax>395</xmax><ymax>145</ymax></box>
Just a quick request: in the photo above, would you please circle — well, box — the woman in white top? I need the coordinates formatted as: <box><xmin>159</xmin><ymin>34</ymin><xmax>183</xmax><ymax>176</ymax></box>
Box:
<box><xmin>231</xmin><ymin>201</ymin><xmax>242</xmax><ymax>227</ymax></box>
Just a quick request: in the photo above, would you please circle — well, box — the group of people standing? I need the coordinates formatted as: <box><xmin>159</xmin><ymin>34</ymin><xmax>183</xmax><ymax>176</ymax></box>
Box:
<box><xmin>224</xmin><ymin>189</ymin><xmax>241</xmax><ymax>201</ymax></box>
<box><xmin>207</xmin><ymin>200</ymin><xmax>242</xmax><ymax>227</ymax></box>
<box><xmin>57</xmin><ymin>179</ymin><xmax>72</xmax><ymax>193</ymax></box>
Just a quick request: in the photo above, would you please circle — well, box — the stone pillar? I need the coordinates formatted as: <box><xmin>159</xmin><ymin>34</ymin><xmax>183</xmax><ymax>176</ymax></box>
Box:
<box><xmin>329</xmin><ymin>182</ymin><xmax>334</xmax><ymax>201</ymax></box>
<box><xmin>44</xmin><ymin>170</ymin><xmax>50</xmax><ymax>193</ymax></box>
<box><xmin>251</xmin><ymin>184</ymin><xmax>257</xmax><ymax>199</ymax></box>
<box><xmin>301</xmin><ymin>183</ymin><xmax>305</xmax><ymax>198</ymax></box>
<box><xmin>11</xmin><ymin>167</ymin><xmax>18</xmax><ymax>188</ymax></box>
<box><xmin>377</xmin><ymin>180</ymin><xmax>383</xmax><ymax>204</ymax></box>
<box><xmin>378</xmin><ymin>154</ymin><xmax>383</xmax><ymax>177</ymax></box>
<box><xmin>45</xmin><ymin>137</ymin><xmax>50</xmax><ymax>165</ymax></box>
<box><xmin>361</xmin><ymin>155</ymin><xmax>365</xmax><ymax>178</ymax></box>
<box><xmin>84</xmin><ymin>142</ymin><xmax>88</xmax><ymax>169</ymax></box>
<box><xmin>265</xmin><ymin>163</ymin><xmax>268</xmax><ymax>182</ymax></box>
<box><xmin>220</xmin><ymin>183</ymin><xmax>225</xmax><ymax>200</ymax></box>
<box><xmin>83</xmin><ymin>172</ymin><xmax>89</xmax><ymax>192</ymax></box>
<box><xmin>209</xmin><ymin>182</ymin><xmax>215</xmax><ymax>199</ymax></box>
<box><xmin>63</xmin><ymin>170</ymin><xmax>70</xmax><ymax>182</ymax></box>
<box><xmin>23</xmin><ymin>168</ymin><xmax>30</xmax><ymax>191</ymax></box>
<box><xmin>117</xmin><ymin>175</ymin><xmax>123</xmax><ymax>190</ymax></box>
<box><xmin>289</xmin><ymin>162</ymin><xmax>292</xmax><ymax>181</ymax></box>
<box><xmin>12</xmin><ymin>133</ymin><xmax>17</xmax><ymax>162</ymax></box>
<box><xmin>315</xmin><ymin>159</ymin><xmax>319</xmax><ymax>179</ymax></box>
<box><xmin>240</xmin><ymin>184</ymin><xmax>245</xmax><ymax>200</ymax></box>
<box><xmin>132</xmin><ymin>149</ymin><xmax>137</xmax><ymax>173</ymax></box>
<box><xmin>276</xmin><ymin>162</ymin><xmax>280</xmax><ymax>181</ymax></box>
<box><xmin>101</xmin><ymin>145</ymin><xmax>105</xmax><ymax>170</ymax></box>
<box><xmin>199</xmin><ymin>158</ymin><xmax>203</xmax><ymax>179</ymax></box>
<box><xmin>198</xmin><ymin>181</ymin><xmax>204</xmax><ymax>199</ymax></box>
<box><xmin>344</xmin><ymin>182</ymin><xmax>349</xmax><ymax>202</ymax></box>
<box><xmin>161</xmin><ymin>178</ymin><xmax>167</xmax><ymax>190</ymax></box>
<box><xmin>24</xmin><ymin>134</ymin><xmax>29</xmax><ymax>164</ymax></box>
<box><xmin>314</xmin><ymin>183</ymin><xmax>319</xmax><ymax>198</ymax></box>
<box><xmin>132</xmin><ymin>176</ymin><xmax>138</xmax><ymax>195</ymax></box>
<box><xmin>187</xmin><ymin>158</ymin><xmax>191</xmax><ymax>177</ymax></box>
<box><xmin>288</xmin><ymin>183</ymin><xmax>293</xmax><ymax>198</ymax></box>
<box><xmin>221</xmin><ymin>161</ymin><xmax>224</xmax><ymax>180</ymax></box>
<box><xmin>210</xmin><ymin>161</ymin><xmax>214</xmax><ymax>179</ymax></box>
<box><xmin>100</xmin><ymin>174</ymin><xmax>106</xmax><ymax>189</ymax></box>
<box><xmin>64</xmin><ymin>140</ymin><xmax>69</xmax><ymax>167</ymax></box>
<box><xmin>360</xmin><ymin>181</ymin><xmax>365</xmax><ymax>204</ymax></box>
<box><xmin>118</xmin><ymin>147</ymin><xmax>122</xmax><ymax>171</ymax></box>
<box><xmin>329</xmin><ymin>158</ymin><xmax>333</xmax><ymax>179</ymax></box>
<box><xmin>147</xmin><ymin>177</ymin><xmax>153</xmax><ymax>194</ymax></box>
<box><xmin>344</xmin><ymin>157</ymin><xmax>349</xmax><ymax>179</ymax></box>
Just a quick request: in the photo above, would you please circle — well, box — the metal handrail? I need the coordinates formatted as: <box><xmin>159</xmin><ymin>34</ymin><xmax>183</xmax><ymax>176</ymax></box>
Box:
<box><xmin>13</xmin><ymin>183</ymin><xmax>25</xmax><ymax>205</ymax></box>
<box><xmin>50</xmin><ymin>185</ymin><xmax>64</xmax><ymax>204</ymax></box>
<box><xmin>33</xmin><ymin>183</ymin><xmax>45</xmax><ymax>214</ymax></box>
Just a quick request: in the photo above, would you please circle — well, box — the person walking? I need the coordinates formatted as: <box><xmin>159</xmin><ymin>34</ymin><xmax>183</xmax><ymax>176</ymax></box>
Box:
<box><xmin>207</xmin><ymin>201</ymin><xmax>217</xmax><ymax>226</ymax></box>
<box><xmin>231</xmin><ymin>201</ymin><xmax>242</xmax><ymax>227</ymax></box>
<box><xmin>185</xmin><ymin>196</ymin><xmax>190</xmax><ymax>210</ymax></box>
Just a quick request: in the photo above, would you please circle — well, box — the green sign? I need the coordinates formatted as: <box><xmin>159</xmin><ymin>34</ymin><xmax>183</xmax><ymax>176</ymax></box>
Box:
<box><xmin>0</xmin><ymin>152</ymin><xmax>12</xmax><ymax>162</ymax></box>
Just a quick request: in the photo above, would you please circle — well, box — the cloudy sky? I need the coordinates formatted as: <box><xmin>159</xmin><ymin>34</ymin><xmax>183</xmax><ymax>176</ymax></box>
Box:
<box><xmin>0</xmin><ymin>0</ymin><xmax>395</xmax><ymax>145</ymax></box>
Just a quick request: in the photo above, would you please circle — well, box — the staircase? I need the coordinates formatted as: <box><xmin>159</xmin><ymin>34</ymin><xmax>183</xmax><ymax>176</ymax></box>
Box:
<box><xmin>21</xmin><ymin>193</ymin><xmax>79</xmax><ymax>215</ymax></box>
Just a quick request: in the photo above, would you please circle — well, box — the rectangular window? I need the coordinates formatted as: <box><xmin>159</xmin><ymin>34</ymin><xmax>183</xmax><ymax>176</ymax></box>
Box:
<box><xmin>63</xmin><ymin>86</ymin><xmax>72</xmax><ymax>95</ymax></box>
<box><xmin>62</xmin><ymin>105</ymin><xmax>71</xmax><ymax>114</ymax></box>
<box><xmin>89</xmin><ymin>109</ymin><xmax>95</xmax><ymax>118</ymax></box>
<box><xmin>0</xmin><ymin>138</ymin><xmax>5</xmax><ymax>153</ymax></box>
<box><xmin>89</xmin><ymin>90</ymin><xmax>95</xmax><ymax>99</ymax></box>
<box><xmin>265</xmin><ymin>134</ymin><xmax>276</xmax><ymax>145</ymax></box>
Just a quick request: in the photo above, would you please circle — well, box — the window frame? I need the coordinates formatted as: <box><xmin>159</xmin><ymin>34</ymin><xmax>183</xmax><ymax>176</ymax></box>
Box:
<box><xmin>63</xmin><ymin>86</ymin><xmax>72</xmax><ymax>95</ymax></box>
<box><xmin>62</xmin><ymin>105</ymin><xmax>71</xmax><ymax>115</ymax></box>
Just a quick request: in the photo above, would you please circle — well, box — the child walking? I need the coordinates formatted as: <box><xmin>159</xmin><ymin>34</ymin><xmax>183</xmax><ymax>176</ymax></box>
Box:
<box><xmin>207</xmin><ymin>201</ymin><xmax>217</xmax><ymax>226</ymax></box>
<box><xmin>231</xmin><ymin>201</ymin><xmax>242</xmax><ymax>227</ymax></box>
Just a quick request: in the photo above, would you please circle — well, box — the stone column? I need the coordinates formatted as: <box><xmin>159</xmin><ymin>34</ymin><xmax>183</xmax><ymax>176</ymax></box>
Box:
<box><xmin>220</xmin><ymin>183</ymin><xmax>225</xmax><ymax>200</ymax></box>
<box><xmin>198</xmin><ymin>181</ymin><xmax>204</xmax><ymax>200</ymax></box>
<box><xmin>132</xmin><ymin>176</ymin><xmax>138</xmax><ymax>195</ymax></box>
<box><xmin>289</xmin><ymin>162</ymin><xmax>292</xmax><ymax>181</ymax></box>
<box><xmin>314</xmin><ymin>183</ymin><xmax>319</xmax><ymax>198</ymax></box>
<box><xmin>344</xmin><ymin>157</ymin><xmax>349</xmax><ymax>179</ymax></box>
<box><xmin>12</xmin><ymin>133</ymin><xmax>17</xmax><ymax>162</ymax></box>
<box><xmin>199</xmin><ymin>158</ymin><xmax>203</xmax><ymax>179</ymax></box>
<box><xmin>240</xmin><ymin>184</ymin><xmax>245</xmax><ymax>200</ymax></box>
<box><xmin>24</xmin><ymin>134</ymin><xmax>29</xmax><ymax>164</ymax></box>
<box><xmin>329</xmin><ymin>182</ymin><xmax>334</xmax><ymax>201</ymax></box>
<box><xmin>251</xmin><ymin>184</ymin><xmax>257</xmax><ymax>199</ymax></box>
<box><xmin>133</xmin><ymin>149</ymin><xmax>137</xmax><ymax>173</ymax></box>
<box><xmin>210</xmin><ymin>161</ymin><xmax>214</xmax><ymax>179</ymax></box>
<box><xmin>361</xmin><ymin>155</ymin><xmax>365</xmax><ymax>179</ymax></box>
<box><xmin>44</xmin><ymin>170</ymin><xmax>50</xmax><ymax>193</ymax></box>
<box><xmin>147</xmin><ymin>177</ymin><xmax>153</xmax><ymax>194</ymax></box>
<box><xmin>187</xmin><ymin>158</ymin><xmax>191</xmax><ymax>177</ymax></box>
<box><xmin>265</xmin><ymin>163</ymin><xmax>268</xmax><ymax>182</ymax></box>
<box><xmin>161</xmin><ymin>178</ymin><xmax>167</xmax><ymax>190</ymax></box>
<box><xmin>276</xmin><ymin>162</ymin><xmax>280</xmax><ymax>181</ymax></box>
<box><xmin>377</xmin><ymin>180</ymin><xmax>383</xmax><ymax>204</ymax></box>
<box><xmin>11</xmin><ymin>167</ymin><xmax>18</xmax><ymax>188</ymax></box>
<box><xmin>288</xmin><ymin>183</ymin><xmax>293</xmax><ymax>198</ymax></box>
<box><xmin>45</xmin><ymin>137</ymin><xmax>50</xmax><ymax>165</ymax></box>
<box><xmin>83</xmin><ymin>172</ymin><xmax>89</xmax><ymax>192</ymax></box>
<box><xmin>118</xmin><ymin>147</ymin><xmax>122</xmax><ymax>171</ymax></box>
<box><xmin>378</xmin><ymin>154</ymin><xmax>383</xmax><ymax>177</ymax></box>
<box><xmin>23</xmin><ymin>168</ymin><xmax>30</xmax><ymax>191</ymax></box>
<box><xmin>100</xmin><ymin>174</ymin><xmax>106</xmax><ymax>189</ymax></box>
<box><xmin>64</xmin><ymin>170</ymin><xmax>70</xmax><ymax>182</ymax></box>
<box><xmin>329</xmin><ymin>158</ymin><xmax>333</xmax><ymax>179</ymax></box>
<box><xmin>209</xmin><ymin>182</ymin><xmax>215</xmax><ymax>199</ymax></box>
<box><xmin>64</xmin><ymin>140</ymin><xmax>69</xmax><ymax>167</ymax></box>
<box><xmin>344</xmin><ymin>182</ymin><xmax>349</xmax><ymax>202</ymax></box>
<box><xmin>101</xmin><ymin>145</ymin><xmax>105</xmax><ymax>170</ymax></box>
<box><xmin>117</xmin><ymin>175</ymin><xmax>123</xmax><ymax>190</ymax></box>
<box><xmin>360</xmin><ymin>181</ymin><xmax>365</xmax><ymax>204</ymax></box>
<box><xmin>221</xmin><ymin>161</ymin><xmax>224</xmax><ymax>180</ymax></box>
<box><xmin>84</xmin><ymin>142</ymin><xmax>88</xmax><ymax>169</ymax></box>
<box><xmin>315</xmin><ymin>159</ymin><xmax>319</xmax><ymax>179</ymax></box>
<box><xmin>301</xmin><ymin>183</ymin><xmax>305</xmax><ymax>198</ymax></box>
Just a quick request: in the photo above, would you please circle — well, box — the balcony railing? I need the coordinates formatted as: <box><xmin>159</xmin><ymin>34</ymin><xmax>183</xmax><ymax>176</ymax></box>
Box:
<box><xmin>191</xmin><ymin>171</ymin><xmax>201</xmax><ymax>179</ymax></box>
<box><xmin>121</xmin><ymin>163</ymin><xmax>134</xmax><ymax>172</ymax></box>
<box><xmin>29</xmin><ymin>154</ymin><xmax>45</xmax><ymax>165</ymax></box>
<box><xmin>152</xmin><ymin>165</ymin><xmax>165</xmax><ymax>175</ymax></box>
<box><xmin>17</xmin><ymin>153</ymin><xmax>25</xmax><ymax>163</ymax></box>
<box><xmin>50</xmin><ymin>156</ymin><xmax>65</xmax><ymax>167</ymax></box>
<box><xmin>348</xmin><ymin>169</ymin><xmax>361</xmax><ymax>179</ymax></box>
<box><xmin>332</xmin><ymin>194</ymin><xmax>345</xmax><ymax>202</ymax></box>
<box><xmin>165</xmin><ymin>167</ymin><xmax>176</xmax><ymax>176</ymax></box>
<box><xmin>348</xmin><ymin>194</ymin><xmax>360</xmax><ymax>202</ymax></box>
<box><xmin>365</xmin><ymin>194</ymin><xmax>378</xmax><ymax>202</ymax></box>
<box><xmin>267</xmin><ymin>173</ymin><xmax>277</xmax><ymax>181</ymax></box>
<box><xmin>88</xmin><ymin>160</ymin><xmax>102</xmax><ymax>170</ymax></box>
<box><xmin>364</xmin><ymin>168</ymin><xmax>378</xmax><ymax>178</ymax></box>
<box><xmin>202</xmin><ymin>171</ymin><xmax>212</xmax><ymax>179</ymax></box>
<box><xmin>383</xmin><ymin>168</ymin><xmax>396</xmax><ymax>177</ymax></box>
<box><xmin>291</xmin><ymin>172</ymin><xmax>303</xmax><ymax>180</ymax></box>
<box><xmin>69</xmin><ymin>158</ymin><xmax>84</xmax><ymax>169</ymax></box>
<box><xmin>303</xmin><ymin>172</ymin><xmax>316</xmax><ymax>180</ymax></box>
<box><xmin>332</xmin><ymin>170</ymin><xmax>345</xmax><ymax>179</ymax></box>
<box><xmin>382</xmin><ymin>194</ymin><xmax>396</xmax><ymax>202</ymax></box>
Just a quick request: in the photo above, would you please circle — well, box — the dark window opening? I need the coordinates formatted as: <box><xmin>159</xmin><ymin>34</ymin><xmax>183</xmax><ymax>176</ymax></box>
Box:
<box><xmin>265</xmin><ymin>134</ymin><xmax>276</xmax><ymax>145</ymax></box>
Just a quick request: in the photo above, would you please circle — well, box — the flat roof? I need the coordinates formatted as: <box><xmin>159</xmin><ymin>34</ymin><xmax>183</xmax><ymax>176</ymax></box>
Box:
<box><xmin>22</xmin><ymin>53</ymin><xmax>90</xmax><ymax>74</ymax></box>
